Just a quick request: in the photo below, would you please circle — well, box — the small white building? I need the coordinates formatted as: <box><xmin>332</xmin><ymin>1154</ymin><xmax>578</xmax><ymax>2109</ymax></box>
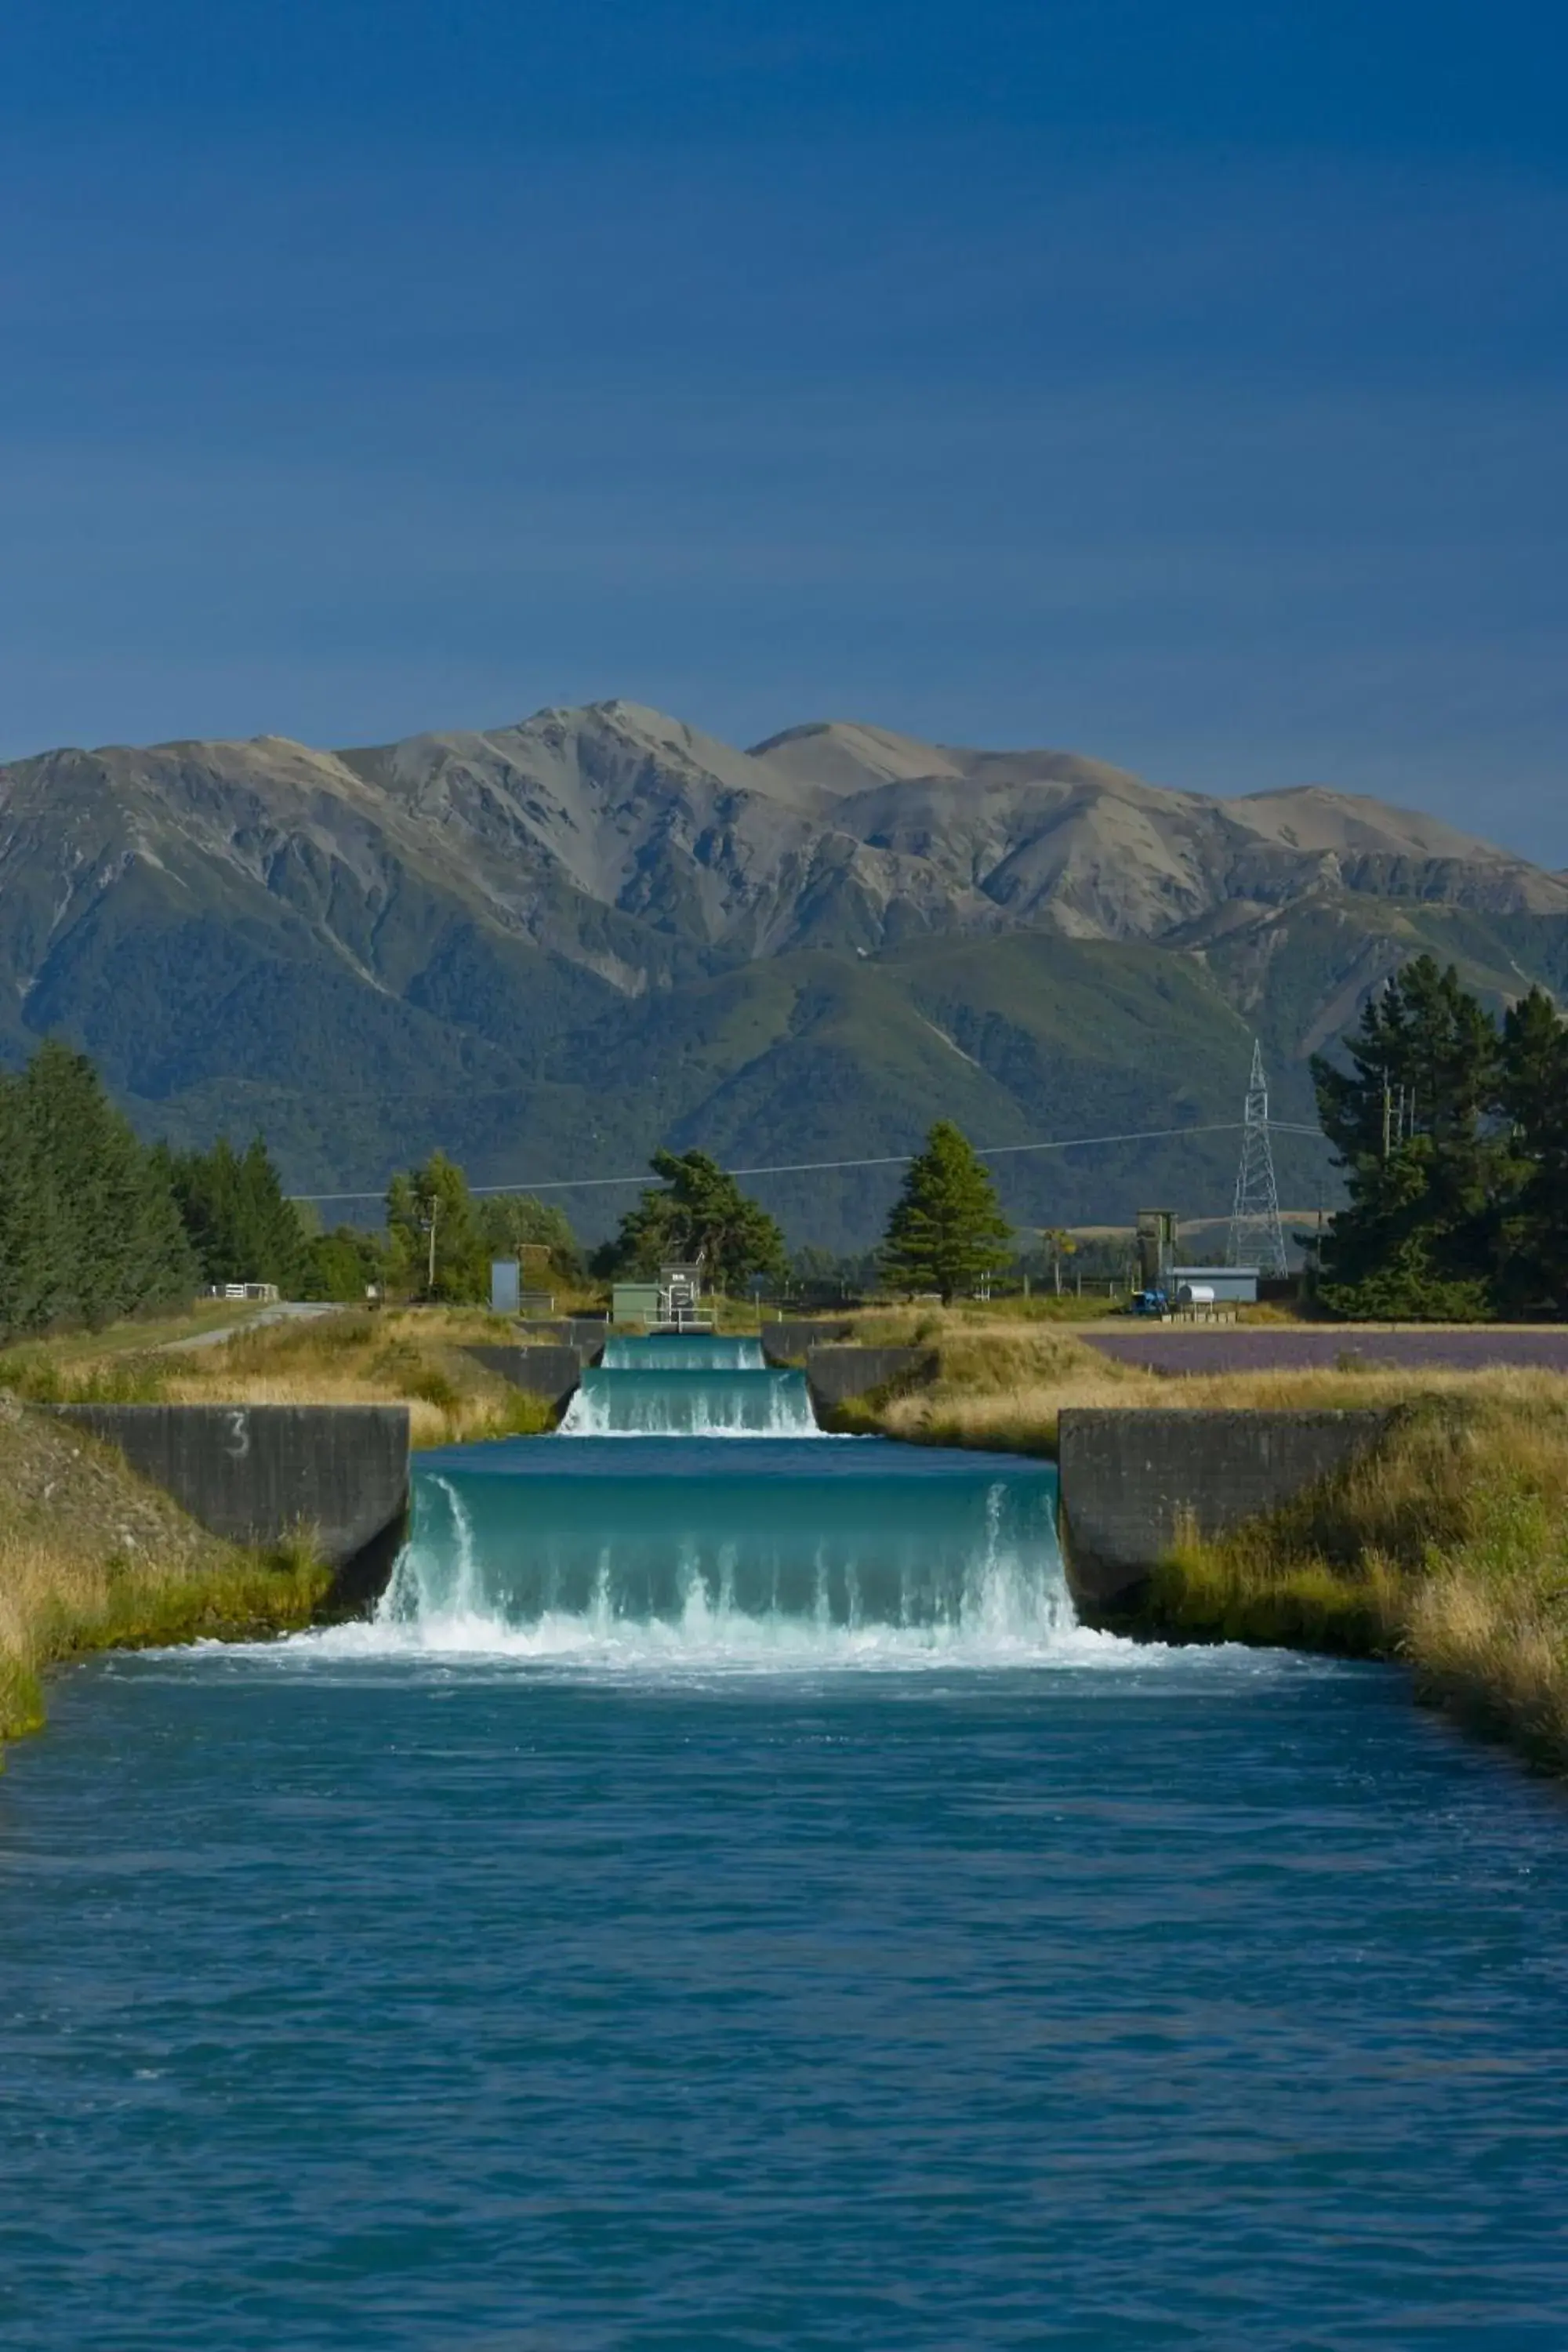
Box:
<box><xmin>1170</xmin><ymin>1265</ymin><xmax>1259</xmax><ymax>1305</ymax></box>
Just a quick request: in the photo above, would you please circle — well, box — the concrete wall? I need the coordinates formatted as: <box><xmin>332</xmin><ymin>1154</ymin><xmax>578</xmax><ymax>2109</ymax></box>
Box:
<box><xmin>53</xmin><ymin>1404</ymin><xmax>410</xmax><ymax>1608</ymax></box>
<box><xmin>804</xmin><ymin>1345</ymin><xmax>935</xmax><ymax>1409</ymax></box>
<box><xmin>1057</xmin><ymin>1407</ymin><xmax>1393</xmax><ymax>1617</ymax></box>
<box><xmin>463</xmin><ymin>1345</ymin><xmax>592</xmax><ymax>1406</ymax></box>
<box><xmin>510</xmin><ymin>1319</ymin><xmax>608</xmax><ymax>1352</ymax></box>
<box><xmin>761</xmin><ymin>1319</ymin><xmax>853</xmax><ymax>1364</ymax></box>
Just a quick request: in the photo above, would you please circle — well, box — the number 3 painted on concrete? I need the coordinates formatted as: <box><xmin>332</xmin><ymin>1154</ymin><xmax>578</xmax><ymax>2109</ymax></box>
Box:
<box><xmin>225</xmin><ymin>1410</ymin><xmax>250</xmax><ymax>1461</ymax></box>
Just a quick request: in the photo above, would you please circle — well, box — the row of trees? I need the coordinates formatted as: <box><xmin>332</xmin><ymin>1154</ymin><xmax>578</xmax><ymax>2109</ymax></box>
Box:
<box><xmin>158</xmin><ymin>1134</ymin><xmax>309</xmax><ymax>1295</ymax></box>
<box><xmin>588</xmin><ymin>1128</ymin><xmax>1016</xmax><ymax>1305</ymax></box>
<box><xmin>580</xmin><ymin>971</ymin><xmax>1568</xmax><ymax>1316</ymax></box>
<box><xmin>0</xmin><ymin>1042</ymin><xmax>197</xmax><ymax>1338</ymax></box>
<box><xmin>0</xmin><ymin>1036</ymin><xmax>1065</xmax><ymax>1339</ymax></box>
<box><xmin>378</xmin><ymin>1152</ymin><xmax>582</xmax><ymax>1304</ymax></box>
<box><xmin>13</xmin><ymin>958</ymin><xmax>1556</xmax><ymax>1341</ymax></box>
<box><xmin>1314</xmin><ymin>956</ymin><xmax>1568</xmax><ymax>1318</ymax></box>
<box><xmin>0</xmin><ymin>1041</ymin><xmax>590</xmax><ymax>1338</ymax></box>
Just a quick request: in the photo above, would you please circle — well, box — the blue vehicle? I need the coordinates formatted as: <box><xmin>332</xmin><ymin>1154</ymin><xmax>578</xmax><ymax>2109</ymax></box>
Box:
<box><xmin>1127</xmin><ymin>1288</ymin><xmax>1170</xmax><ymax>1318</ymax></box>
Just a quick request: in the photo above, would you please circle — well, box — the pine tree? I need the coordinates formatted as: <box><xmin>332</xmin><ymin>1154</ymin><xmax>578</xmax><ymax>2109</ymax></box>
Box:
<box><xmin>234</xmin><ymin>1135</ymin><xmax>306</xmax><ymax>1290</ymax></box>
<box><xmin>1312</xmin><ymin>956</ymin><xmax>1504</xmax><ymax>1316</ymax></box>
<box><xmin>1496</xmin><ymin>987</ymin><xmax>1568</xmax><ymax>1312</ymax></box>
<box><xmin>0</xmin><ymin>1040</ymin><xmax>195</xmax><ymax>1336</ymax></box>
<box><xmin>607</xmin><ymin>1150</ymin><xmax>786</xmax><ymax>1291</ymax></box>
<box><xmin>162</xmin><ymin>1133</ymin><xmax>305</xmax><ymax>1290</ymax></box>
<box><xmin>0</xmin><ymin>1067</ymin><xmax>51</xmax><ymax>1336</ymax></box>
<box><xmin>881</xmin><ymin>1121</ymin><xmax>1012</xmax><ymax>1305</ymax></box>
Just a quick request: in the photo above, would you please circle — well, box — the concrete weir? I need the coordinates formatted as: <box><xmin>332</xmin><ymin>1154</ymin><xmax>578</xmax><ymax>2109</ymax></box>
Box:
<box><xmin>466</xmin><ymin>1334</ymin><xmax>932</xmax><ymax>1421</ymax></box>
<box><xmin>463</xmin><ymin>1345</ymin><xmax>599</xmax><ymax>1406</ymax></box>
<box><xmin>760</xmin><ymin>1320</ymin><xmax>854</xmax><ymax>1363</ymax></box>
<box><xmin>52</xmin><ymin>1404</ymin><xmax>411</xmax><ymax>1610</ymax></box>
<box><xmin>1057</xmin><ymin>1407</ymin><xmax>1394</xmax><ymax>1619</ymax></box>
<box><xmin>804</xmin><ymin>1346</ymin><xmax>935</xmax><ymax>1413</ymax></box>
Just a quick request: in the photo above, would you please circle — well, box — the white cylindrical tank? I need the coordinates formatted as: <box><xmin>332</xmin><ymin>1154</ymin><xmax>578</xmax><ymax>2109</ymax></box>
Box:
<box><xmin>1177</xmin><ymin>1283</ymin><xmax>1217</xmax><ymax>1306</ymax></box>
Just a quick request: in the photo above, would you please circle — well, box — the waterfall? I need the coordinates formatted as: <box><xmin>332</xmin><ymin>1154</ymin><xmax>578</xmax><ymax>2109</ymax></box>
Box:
<box><xmin>601</xmin><ymin>1336</ymin><xmax>766</xmax><ymax>1370</ymax></box>
<box><xmin>372</xmin><ymin>1444</ymin><xmax>1087</xmax><ymax>1665</ymax></box>
<box><xmin>363</xmin><ymin>1333</ymin><xmax>1087</xmax><ymax>1672</ymax></box>
<box><xmin>559</xmin><ymin>1334</ymin><xmax>819</xmax><ymax>1437</ymax></box>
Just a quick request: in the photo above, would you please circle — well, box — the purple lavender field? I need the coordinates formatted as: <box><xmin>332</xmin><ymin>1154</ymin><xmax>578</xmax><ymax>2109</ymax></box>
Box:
<box><xmin>1082</xmin><ymin>1327</ymin><xmax>1568</xmax><ymax>1376</ymax></box>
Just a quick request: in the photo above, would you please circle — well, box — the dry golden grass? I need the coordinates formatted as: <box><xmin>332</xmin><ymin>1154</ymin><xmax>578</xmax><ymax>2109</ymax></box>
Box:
<box><xmin>0</xmin><ymin>1400</ymin><xmax>336</xmax><ymax>1752</ymax></box>
<box><xmin>844</xmin><ymin>1308</ymin><xmax>1568</xmax><ymax>1456</ymax></box>
<box><xmin>1131</xmin><ymin>1392</ymin><xmax>1568</xmax><ymax>1770</ymax></box>
<box><xmin>843</xmin><ymin>1312</ymin><xmax>1568</xmax><ymax>1771</ymax></box>
<box><xmin>0</xmin><ymin>1524</ymin><xmax>333</xmax><ymax>1749</ymax></box>
<box><xmin>0</xmin><ymin>1308</ymin><xmax>557</xmax><ymax>1749</ymax></box>
<box><xmin>2</xmin><ymin>1308</ymin><xmax>557</xmax><ymax>1449</ymax></box>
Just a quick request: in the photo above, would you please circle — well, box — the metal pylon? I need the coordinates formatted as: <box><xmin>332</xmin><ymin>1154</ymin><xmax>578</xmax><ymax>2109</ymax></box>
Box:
<box><xmin>1228</xmin><ymin>1038</ymin><xmax>1288</xmax><ymax>1277</ymax></box>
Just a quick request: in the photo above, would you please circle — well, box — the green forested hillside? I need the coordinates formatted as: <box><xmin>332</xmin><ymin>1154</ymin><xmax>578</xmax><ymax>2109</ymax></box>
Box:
<box><xmin>3</xmin><ymin>702</ymin><xmax>1564</xmax><ymax>1249</ymax></box>
<box><xmin>71</xmin><ymin>913</ymin><xmax>1555</xmax><ymax>1252</ymax></box>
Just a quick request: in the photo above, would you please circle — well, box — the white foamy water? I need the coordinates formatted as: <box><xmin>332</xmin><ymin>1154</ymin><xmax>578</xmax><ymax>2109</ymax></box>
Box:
<box><xmin>184</xmin><ymin>1461</ymin><xmax>1316</xmax><ymax>1686</ymax></box>
<box><xmin>601</xmin><ymin>1337</ymin><xmax>767</xmax><ymax>1370</ymax></box>
<box><xmin>297</xmin><ymin>1471</ymin><xmax>1134</xmax><ymax>1675</ymax></box>
<box><xmin>558</xmin><ymin>1367</ymin><xmax>820</xmax><ymax>1437</ymax></box>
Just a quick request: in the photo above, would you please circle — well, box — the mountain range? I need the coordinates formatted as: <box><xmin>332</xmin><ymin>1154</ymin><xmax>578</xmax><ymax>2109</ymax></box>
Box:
<box><xmin>2</xmin><ymin>699</ymin><xmax>1564</xmax><ymax>1250</ymax></box>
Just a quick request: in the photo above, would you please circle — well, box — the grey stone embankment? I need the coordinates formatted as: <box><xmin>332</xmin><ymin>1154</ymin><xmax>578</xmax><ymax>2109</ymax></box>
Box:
<box><xmin>1056</xmin><ymin>1407</ymin><xmax>1393</xmax><ymax>1619</ymax></box>
<box><xmin>51</xmin><ymin>1404</ymin><xmax>411</xmax><ymax>1608</ymax></box>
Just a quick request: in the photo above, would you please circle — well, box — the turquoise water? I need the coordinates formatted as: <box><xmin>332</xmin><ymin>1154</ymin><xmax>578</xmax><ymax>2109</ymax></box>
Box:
<box><xmin>3</xmin><ymin>1354</ymin><xmax>1568</xmax><ymax>2345</ymax></box>
<box><xmin>601</xmin><ymin>1336</ymin><xmax>768</xmax><ymax>1370</ymax></box>
<box><xmin>562</xmin><ymin>1336</ymin><xmax>816</xmax><ymax>1436</ymax></box>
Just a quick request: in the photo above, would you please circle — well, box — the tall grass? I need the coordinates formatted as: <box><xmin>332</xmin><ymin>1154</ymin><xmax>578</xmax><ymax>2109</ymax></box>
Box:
<box><xmin>0</xmin><ymin>1519</ymin><xmax>336</xmax><ymax>1753</ymax></box>
<box><xmin>843</xmin><ymin>1311</ymin><xmax>1568</xmax><ymax>1772</ymax></box>
<box><xmin>1</xmin><ymin>1308</ymin><xmax>556</xmax><ymax>1448</ymax></box>
<box><xmin>1127</xmin><ymin>1395</ymin><xmax>1568</xmax><ymax>1771</ymax></box>
<box><xmin>850</xmin><ymin>1309</ymin><xmax>1568</xmax><ymax>1455</ymax></box>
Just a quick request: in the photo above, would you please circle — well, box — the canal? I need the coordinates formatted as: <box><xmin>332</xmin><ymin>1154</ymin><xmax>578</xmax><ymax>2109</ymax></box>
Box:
<box><xmin>2</xmin><ymin>1339</ymin><xmax>1566</xmax><ymax>2346</ymax></box>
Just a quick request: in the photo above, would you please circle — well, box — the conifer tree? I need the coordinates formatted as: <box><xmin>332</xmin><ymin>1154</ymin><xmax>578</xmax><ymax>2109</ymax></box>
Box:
<box><xmin>881</xmin><ymin>1121</ymin><xmax>1012</xmax><ymax>1304</ymax></box>
<box><xmin>0</xmin><ymin>1040</ymin><xmax>195</xmax><ymax>1336</ymax></box>
<box><xmin>162</xmin><ymin>1133</ymin><xmax>305</xmax><ymax>1290</ymax></box>
<box><xmin>1313</xmin><ymin>958</ymin><xmax>1568</xmax><ymax>1318</ymax></box>
<box><xmin>606</xmin><ymin>1150</ymin><xmax>786</xmax><ymax>1291</ymax></box>
<box><xmin>1312</xmin><ymin>956</ymin><xmax>1504</xmax><ymax>1315</ymax></box>
<box><xmin>1496</xmin><ymin>986</ymin><xmax>1568</xmax><ymax>1312</ymax></box>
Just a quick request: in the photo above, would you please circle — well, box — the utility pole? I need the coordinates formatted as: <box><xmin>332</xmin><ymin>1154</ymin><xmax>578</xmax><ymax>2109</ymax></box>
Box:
<box><xmin>1228</xmin><ymin>1038</ymin><xmax>1289</xmax><ymax>1279</ymax></box>
<box><xmin>423</xmin><ymin>1195</ymin><xmax>440</xmax><ymax>1297</ymax></box>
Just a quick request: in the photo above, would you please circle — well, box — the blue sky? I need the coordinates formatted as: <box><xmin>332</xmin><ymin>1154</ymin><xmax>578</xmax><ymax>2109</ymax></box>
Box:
<box><xmin>3</xmin><ymin>0</ymin><xmax>1566</xmax><ymax>858</ymax></box>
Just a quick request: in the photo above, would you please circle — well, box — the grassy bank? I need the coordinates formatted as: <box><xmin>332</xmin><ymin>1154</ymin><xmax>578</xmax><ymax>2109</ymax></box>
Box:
<box><xmin>9</xmin><ymin>1299</ymin><xmax>1568</xmax><ymax>1777</ymax></box>
<box><xmin>0</xmin><ymin>1307</ymin><xmax>554</xmax><ymax>1752</ymax></box>
<box><xmin>1130</xmin><ymin>1393</ymin><xmax>1568</xmax><ymax>1772</ymax></box>
<box><xmin>838</xmin><ymin>1305</ymin><xmax>1568</xmax><ymax>1448</ymax></box>
<box><xmin>0</xmin><ymin>1396</ymin><xmax>338</xmax><ymax>1755</ymax></box>
<box><xmin>0</xmin><ymin>1307</ymin><xmax>557</xmax><ymax>1448</ymax></box>
<box><xmin>838</xmin><ymin>1308</ymin><xmax>1568</xmax><ymax>1774</ymax></box>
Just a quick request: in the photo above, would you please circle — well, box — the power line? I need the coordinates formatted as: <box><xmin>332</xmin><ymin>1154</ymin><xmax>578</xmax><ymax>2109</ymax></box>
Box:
<box><xmin>291</xmin><ymin>1115</ymin><xmax>1330</xmax><ymax>1204</ymax></box>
